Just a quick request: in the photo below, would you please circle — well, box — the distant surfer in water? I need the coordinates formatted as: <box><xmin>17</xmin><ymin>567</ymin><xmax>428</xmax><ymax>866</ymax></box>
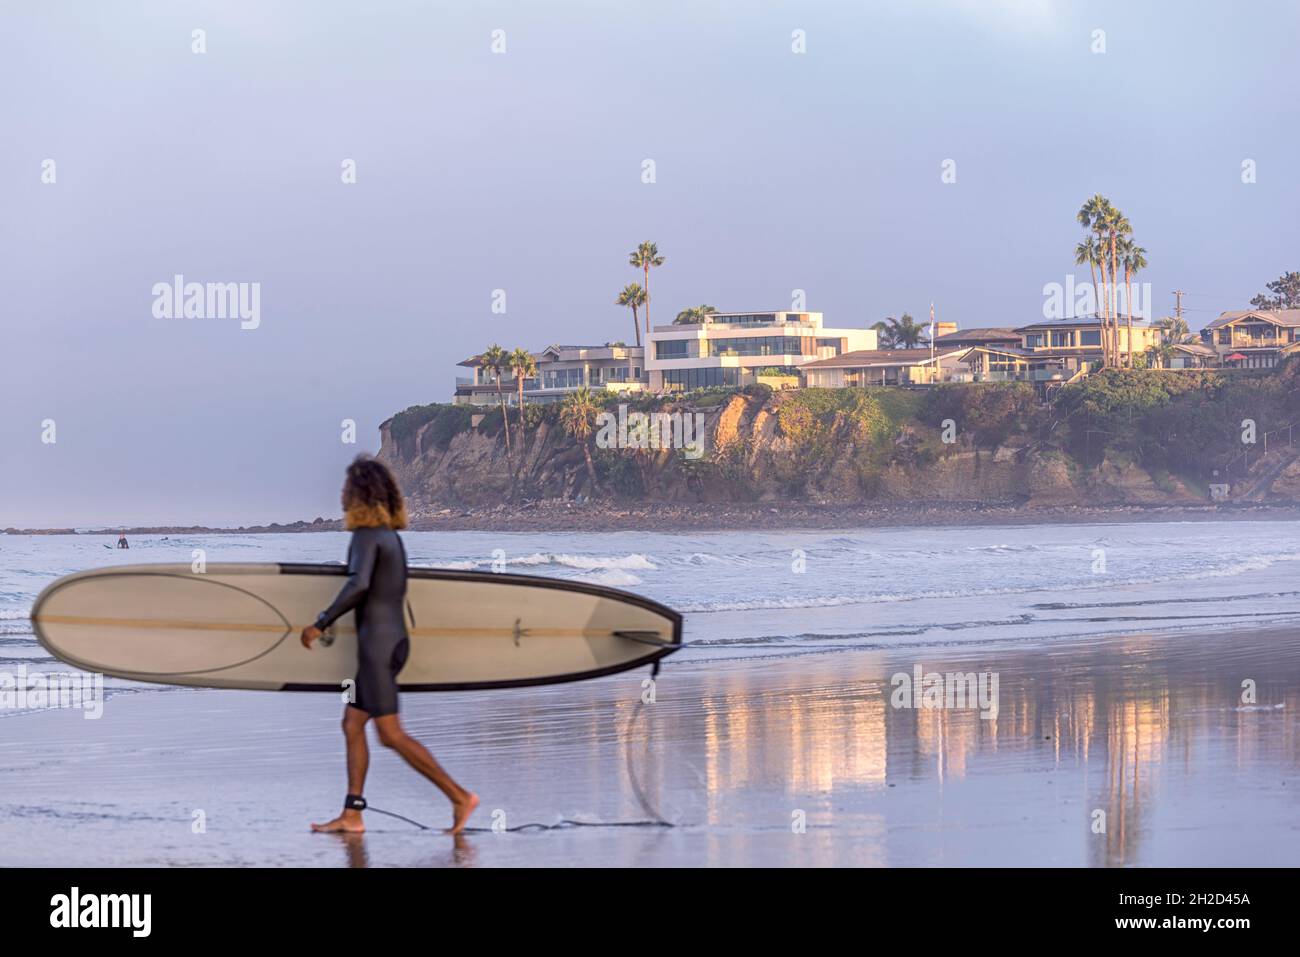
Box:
<box><xmin>117</xmin><ymin>531</ymin><xmax>129</xmax><ymax>549</ymax></box>
<box><xmin>302</xmin><ymin>455</ymin><xmax>478</xmax><ymax>835</ymax></box>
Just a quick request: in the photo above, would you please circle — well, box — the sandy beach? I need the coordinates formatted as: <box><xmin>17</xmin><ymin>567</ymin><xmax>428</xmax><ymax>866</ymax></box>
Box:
<box><xmin>4</xmin><ymin>623</ymin><xmax>1296</xmax><ymax>867</ymax></box>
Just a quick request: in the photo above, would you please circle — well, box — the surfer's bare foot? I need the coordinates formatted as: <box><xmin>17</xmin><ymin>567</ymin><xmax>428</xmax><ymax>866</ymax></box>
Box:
<box><xmin>446</xmin><ymin>792</ymin><xmax>479</xmax><ymax>834</ymax></box>
<box><xmin>312</xmin><ymin>811</ymin><xmax>365</xmax><ymax>833</ymax></box>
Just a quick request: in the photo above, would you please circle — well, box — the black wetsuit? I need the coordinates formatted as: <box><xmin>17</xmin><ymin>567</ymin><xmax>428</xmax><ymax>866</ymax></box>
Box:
<box><xmin>314</xmin><ymin>527</ymin><xmax>409</xmax><ymax>716</ymax></box>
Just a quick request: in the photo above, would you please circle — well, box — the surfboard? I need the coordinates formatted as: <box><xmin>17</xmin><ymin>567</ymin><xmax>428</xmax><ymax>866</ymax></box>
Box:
<box><xmin>32</xmin><ymin>563</ymin><xmax>682</xmax><ymax>692</ymax></box>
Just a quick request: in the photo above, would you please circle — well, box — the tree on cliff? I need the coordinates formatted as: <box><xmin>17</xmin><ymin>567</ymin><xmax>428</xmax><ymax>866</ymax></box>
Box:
<box><xmin>510</xmin><ymin>347</ymin><xmax>537</xmax><ymax>450</ymax></box>
<box><xmin>559</xmin><ymin>387</ymin><xmax>602</xmax><ymax>496</ymax></box>
<box><xmin>674</xmin><ymin>304</ymin><xmax>718</xmax><ymax>324</ymax></box>
<box><xmin>1250</xmin><ymin>271</ymin><xmax>1300</xmax><ymax>310</ymax></box>
<box><xmin>628</xmin><ymin>241</ymin><xmax>664</xmax><ymax>333</ymax></box>
<box><xmin>481</xmin><ymin>343</ymin><xmax>513</xmax><ymax>463</ymax></box>
<box><xmin>1119</xmin><ymin>238</ymin><xmax>1148</xmax><ymax>367</ymax></box>
<box><xmin>616</xmin><ymin>283</ymin><xmax>647</xmax><ymax>375</ymax></box>
<box><xmin>873</xmin><ymin>313</ymin><xmax>927</xmax><ymax>349</ymax></box>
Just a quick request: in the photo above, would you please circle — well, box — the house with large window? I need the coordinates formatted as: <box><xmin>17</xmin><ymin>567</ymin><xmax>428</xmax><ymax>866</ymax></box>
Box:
<box><xmin>933</xmin><ymin>327</ymin><xmax>1022</xmax><ymax>351</ymax></box>
<box><xmin>454</xmin><ymin>343</ymin><xmax>644</xmax><ymax>406</ymax></box>
<box><xmin>644</xmin><ymin>311</ymin><xmax>877</xmax><ymax>391</ymax></box>
<box><xmin>1018</xmin><ymin>317</ymin><xmax>1160</xmax><ymax>365</ymax></box>
<box><xmin>800</xmin><ymin>347</ymin><xmax>974</xmax><ymax>387</ymax></box>
<box><xmin>1200</xmin><ymin>310</ymin><xmax>1300</xmax><ymax>369</ymax></box>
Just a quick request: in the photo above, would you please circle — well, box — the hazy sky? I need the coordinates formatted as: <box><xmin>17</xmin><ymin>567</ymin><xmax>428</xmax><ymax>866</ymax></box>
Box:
<box><xmin>3</xmin><ymin>0</ymin><xmax>1298</xmax><ymax>527</ymax></box>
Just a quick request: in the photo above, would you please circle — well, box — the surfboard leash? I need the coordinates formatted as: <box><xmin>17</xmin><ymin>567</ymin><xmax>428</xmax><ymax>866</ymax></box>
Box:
<box><xmin>364</xmin><ymin>671</ymin><xmax>677</xmax><ymax>833</ymax></box>
<box><xmin>360</xmin><ymin>806</ymin><xmax>673</xmax><ymax>833</ymax></box>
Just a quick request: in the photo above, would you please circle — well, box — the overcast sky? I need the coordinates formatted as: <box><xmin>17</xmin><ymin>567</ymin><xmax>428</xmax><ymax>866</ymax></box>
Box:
<box><xmin>3</xmin><ymin>0</ymin><xmax>1298</xmax><ymax>527</ymax></box>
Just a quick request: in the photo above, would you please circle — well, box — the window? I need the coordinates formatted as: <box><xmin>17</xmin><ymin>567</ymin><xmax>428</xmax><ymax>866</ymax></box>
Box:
<box><xmin>1051</xmin><ymin>331</ymin><xmax>1073</xmax><ymax>347</ymax></box>
<box><xmin>663</xmin><ymin>368</ymin><xmax>740</xmax><ymax>390</ymax></box>
<box><xmin>1025</xmin><ymin>333</ymin><xmax>1046</xmax><ymax>348</ymax></box>
<box><xmin>705</xmin><ymin>336</ymin><xmax>807</xmax><ymax>357</ymax></box>
<box><xmin>655</xmin><ymin>340</ymin><xmax>691</xmax><ymax>360</ymax></box>
<box><xmin>1079</xmin><ymin>330</ymin><xmax>1101</xmax><ymax>346</ymax></box>
<box><xmin>543</xmin><ymin>368</ymin><xmax>584</xmax><ymax>389</ymax></box>
<box><xmin>718</xmin><ymin>313</ymin><xmax>777</xmax><ymax>325</ymax></box>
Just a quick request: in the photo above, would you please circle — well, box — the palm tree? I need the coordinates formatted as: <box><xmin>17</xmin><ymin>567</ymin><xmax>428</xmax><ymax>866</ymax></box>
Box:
<box><xmin>1119</xmin><ymin>239</ymin><xmax>1148</xmax><ymax>367</ymax></box>
<box><xmin>1102</xmin><ymin>203</ymin><xmax>1130</xmax><ymax>364</ymax></box>
<box><xmin>674</xmin><ymin>304</ymin><xmax>717</xmax><ymax>324</ymax></box>
<box><xmin>1074</xmin><ymin>236</ymin><xmax>1102</xmax><ymax>319</ymax></box>
<box><xmin>1077</xmin><ymin>194</ymin><xmax>1113</xmax><ymax>365</ymax></box>
<box><xmin>480</xmin><ymin>344</ymin><xmax>512</xmax><ymax>456</ymax></box>
<box><xmin>872</xmin><ymin>320</ymin><xmax>898</xmax><ymax>349</ymax></box>
<box><xmin>559</xmin><ymin>387</ymin><xmax>602</xmax><ymax>496</ymax></box>
<box><xmin>509</xmin><ymin>347</ymin><xmax>537</xmax><ymax>447</ymax></box>
<box><xmin>876</xmin><ymin>313</ymin><xmax>927</xmax><ymax>349</ymax></box>
<box><xmin>628</xmin><ymin>242</ymin><xmax>664</xmax><ymax>334</ymax></box>
<box><xmin>616</xmin><ymin>283</ymin><xmax>646</xmax><ymax>378</ymax></box>
<box><xmin>1159</xmin><ymin>315</ymin><xmax>1193</xmax><ymax>343</ymax></box>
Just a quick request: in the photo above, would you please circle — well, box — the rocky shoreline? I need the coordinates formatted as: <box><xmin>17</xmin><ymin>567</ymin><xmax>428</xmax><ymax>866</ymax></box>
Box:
<box><xmin>10</xmin><ymin>500</ymin><xmax>1300</xmax><ymax>536</ymax></box>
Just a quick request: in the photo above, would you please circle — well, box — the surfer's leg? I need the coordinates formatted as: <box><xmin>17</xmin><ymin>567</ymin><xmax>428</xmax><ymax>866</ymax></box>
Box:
<box><xmin>373</xmin><ymin>715</ymin><xmax>479</xmax><ymax>834</ymax></box>
<box><xmin>343</xmin><ymin>705</ymin><xmax>371</xmax><ymax>796</ymax></box>
<box><xmin>311</xmin><ymin>707</ymin><xmax>371</xmax><ymax>833</ymax></box>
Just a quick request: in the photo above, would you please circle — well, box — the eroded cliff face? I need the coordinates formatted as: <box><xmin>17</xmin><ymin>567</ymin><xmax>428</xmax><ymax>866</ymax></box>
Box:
<box><xmin>378</xmin><ymin>393</ymin><xmax>1213</xmax><ymax>515</ymax></box>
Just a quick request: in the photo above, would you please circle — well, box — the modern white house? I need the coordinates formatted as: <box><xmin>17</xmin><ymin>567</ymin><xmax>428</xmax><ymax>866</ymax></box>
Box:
<box><xmin>644</xmin><ymin>311</ymin><xmax>878</xmax><ymax>391</ymax></box>
<box><xmin>454</xmin><ymin>343</ymin><xmax>645</xmax><ymax>406</ymax></box>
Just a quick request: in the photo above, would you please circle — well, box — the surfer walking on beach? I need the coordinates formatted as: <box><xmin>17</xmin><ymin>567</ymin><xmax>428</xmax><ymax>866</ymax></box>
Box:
<box><xmin>302</xmin><ymin>455</ymin><xmax>478</xmax><ymax>835</ymax></box>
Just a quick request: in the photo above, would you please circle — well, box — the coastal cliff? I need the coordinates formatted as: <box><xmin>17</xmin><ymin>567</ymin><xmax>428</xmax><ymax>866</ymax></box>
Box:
<box><xmin>378</xmin><ymin>369</ymin><xmax>1300</xmax><ymax>520</ymax></box>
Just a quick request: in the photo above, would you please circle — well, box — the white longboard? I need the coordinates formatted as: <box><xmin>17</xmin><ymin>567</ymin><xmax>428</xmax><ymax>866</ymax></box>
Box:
<box><xmin>32</xmin><ymin>563</ymin><xmax>682</xmax><ymax>691</ymax></box>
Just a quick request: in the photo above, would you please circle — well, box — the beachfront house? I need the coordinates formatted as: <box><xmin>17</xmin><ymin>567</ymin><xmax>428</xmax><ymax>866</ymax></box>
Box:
<box><xmin>1016</xmin><ymin>317</ymin><xmax>1160</xmax><ymax>369</ymax></box>
<box><xmin>644</xmin><ymin>311</ymin><xmax>878</xmax><ymax>392</ymax></box>
<box><xmin>1165</xmin><ymin>342</ymin><xmax>1218</xmax><ymax>369</ymax></box>
<box><xmin>454</xmin><ymin>343</ymin><xmax>645</xmax><ymax>406</ymax></box>
<box><xmin>933</xmin><ymin>327</ymin><xmax>1022</xmax><ymax>351</ymax></box>
<box><xmin>1200</xmin><ymin>310</ymin><xmax>1300</xmax><ymax>369</ymax></box>
<box><xmin>800</xmin><ymin>347</ymin><xmax>973</xmax><ymax>387</ymax></box>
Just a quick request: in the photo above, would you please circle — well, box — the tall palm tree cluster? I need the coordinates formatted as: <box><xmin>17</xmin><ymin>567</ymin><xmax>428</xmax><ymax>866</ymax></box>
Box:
<box><xmin>616</xmin><ymin>240</ymin><xmax>669</xmax><ymax>379</ymax></box>
<box><xmin>1074</xmin><ymin>194</ymin><xmax>1148</xmax><ymax>368</ymax></box>
<box><xmin>478</xmin><ymin>343</ymin><xmax>538</xmax><ymax>487</ymax></box>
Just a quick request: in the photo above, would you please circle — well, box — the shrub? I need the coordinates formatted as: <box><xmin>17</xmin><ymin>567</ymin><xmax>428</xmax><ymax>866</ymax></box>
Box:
<box><xmin>389</xmin><ymin>403</ymin><xmax>473</xmax><ymax>452</ymax></box>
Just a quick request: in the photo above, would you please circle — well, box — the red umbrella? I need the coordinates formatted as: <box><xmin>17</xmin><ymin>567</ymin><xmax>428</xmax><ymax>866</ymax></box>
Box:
<box><xmin>1226</xmin><ymin>352</ymin><xmax>1247</xmax><ymax>361</ymax></box>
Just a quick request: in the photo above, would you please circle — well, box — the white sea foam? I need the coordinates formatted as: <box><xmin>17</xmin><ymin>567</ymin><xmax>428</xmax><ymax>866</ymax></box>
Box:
<box><xmin>578</xmin><ymin>569</ymin><xmax>644</xmax><ymax>587</ymax></box>
<box><xmin>425</xmin><ymin>553</ymin><xmax>656</xmax><ymax>573</ymax></box>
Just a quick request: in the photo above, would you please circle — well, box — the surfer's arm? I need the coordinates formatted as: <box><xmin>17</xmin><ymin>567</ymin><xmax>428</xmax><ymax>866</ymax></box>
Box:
<box><xmin>313</xmin><ymin>531</ymin><xmax>379</xmax><ymax>629</ymax></box>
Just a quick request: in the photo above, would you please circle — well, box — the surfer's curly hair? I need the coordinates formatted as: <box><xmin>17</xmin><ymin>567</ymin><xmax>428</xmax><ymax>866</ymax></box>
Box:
<box><xmin>341</xmin><ymin>455</ymin><xmax>408</xmax><ymax>530</ymax></box>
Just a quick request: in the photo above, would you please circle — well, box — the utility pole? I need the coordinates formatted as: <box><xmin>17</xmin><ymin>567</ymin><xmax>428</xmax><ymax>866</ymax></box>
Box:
<box><xmin>929</xmin><ymin>302</ymin><xmax>936</xmax><ymax>383</ymax></box>
<box><xmin>1173</xmin><ymin>289</ymin><xmax>1185</xmax><ymax>324</ymax></box>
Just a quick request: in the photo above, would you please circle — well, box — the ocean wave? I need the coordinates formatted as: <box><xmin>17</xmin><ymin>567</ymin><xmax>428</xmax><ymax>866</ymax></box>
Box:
<box><xmin>577</xmin><ymin>569</ymin><xmax>644</xmax><ymax>587</ymax></box>
<box><xmin>679</xmin><ymin>585</ymin><xmax>1046</xmax><ymax>614</ymax></box>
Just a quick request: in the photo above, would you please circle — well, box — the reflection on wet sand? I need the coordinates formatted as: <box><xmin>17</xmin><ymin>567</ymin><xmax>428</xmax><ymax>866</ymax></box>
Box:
<box><xmin>623</xmin><ymin>628</ymin><xmax>1300</xmax><ymax>865</ymax></box>
<box><xmin>5</xmin><ymin>626</ymin><xmax>1295</xmax><ymax>866</ymax></box>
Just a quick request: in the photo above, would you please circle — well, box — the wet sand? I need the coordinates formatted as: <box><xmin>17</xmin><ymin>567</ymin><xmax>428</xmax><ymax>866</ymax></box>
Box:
<box><xmin>2</xmin><ymin>626</ymin><xmax>1298</xmax><ymax>866</ymax></box>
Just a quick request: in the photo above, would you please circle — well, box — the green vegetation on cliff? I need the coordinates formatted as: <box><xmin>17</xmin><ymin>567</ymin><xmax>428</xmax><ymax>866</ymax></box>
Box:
<box><xmin>382</xmin><ymin>363</ymin><xmax>1300</xmax><ymax>506</ymax></box>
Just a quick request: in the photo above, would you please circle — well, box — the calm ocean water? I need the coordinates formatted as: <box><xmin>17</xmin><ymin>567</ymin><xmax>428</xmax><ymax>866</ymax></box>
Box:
<box><xmin>3</xmin><ymin>519</ymin><xmax>1300</xmax><ymax>703</ymax></box>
